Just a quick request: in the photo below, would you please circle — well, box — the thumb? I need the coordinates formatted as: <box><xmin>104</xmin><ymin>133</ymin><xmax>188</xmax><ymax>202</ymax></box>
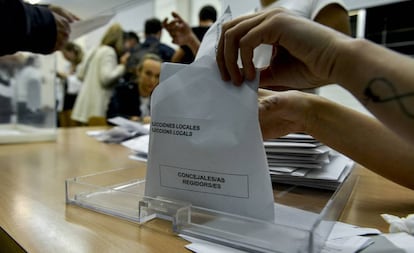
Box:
<box><xmin>260</xmin><ymin>67</ymin><xmax>290</xmax><ymax>91</ymax></box>
<box><xmin>259</xmin><ymin>66</ymin><xmax>275</xmax><ymax>87</ymax></box>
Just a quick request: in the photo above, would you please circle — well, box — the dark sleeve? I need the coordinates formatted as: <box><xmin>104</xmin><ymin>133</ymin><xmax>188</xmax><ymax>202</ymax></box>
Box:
<box><xmin>160</xmin><ymin>44</ymin><xmax>175</xmax><ymax>62</ymax></box>
<box><xmin>106</xmin><ymin>83</ymin><xmax>142</xmax><ymax>120</ymax></box>
<box><xmin>106</xmin><ymin>86</ymin><xmax>122</xmax><ymax>120</ymax></box>
<box><xmin>0</xmin><ymin>0</ymin><xmax>57</xmax><ymax>56</ymax></box>
<box><xmin>176</xmin><ymin>26</ymin><xmax>209</xmax><ymax>64</ymax></box>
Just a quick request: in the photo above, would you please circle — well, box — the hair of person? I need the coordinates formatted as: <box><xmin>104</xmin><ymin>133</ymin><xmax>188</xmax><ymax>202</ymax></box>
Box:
<box><xmin>63</xmin><ymin>42</ymin><xmax>84</xmax><ymax>65</ymax></box>
<box><xmin>144</xmin><ymin>18</ymin><xmax>162</xmax><ymax>35</ymax></box>
<box><xmin>125</xmin><ymin>31</ymin><xmax>140</xmax><ymax>44</ymax></box>
<box><xmin>101</xmin><ymin>23</ymin><xmax>124</xmax><ymax>55</ymax></box>
<box><xmin>199</xmin><ymin>5</ymin><xmax>217</xmax><ymax>22</ymax></box>
<box><xmin>137</xmin><ymin>53</ymin><xmax>162</xmax><ymax>72</ymax></box>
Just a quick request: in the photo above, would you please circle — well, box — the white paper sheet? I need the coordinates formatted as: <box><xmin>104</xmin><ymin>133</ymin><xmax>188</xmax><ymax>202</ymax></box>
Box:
<box><xmin>107</xmin><ymin>117</ymin><xmax>150</xmax><ymax>134</ymax></box>
<box><xmin>122</xmin><ymin>134</ymin><xmax>149</xmax><ymax>153</ymax></box>
<box><xmin>264</xmin><ymin>141</ymin><xmax>321</xmax><ymax>148</ymax></box>
<box><xmin>383</xmin><ymin>233</ymin><xmax>414</xmax><ymax>252</ymax></box>
<box><xmin>69</xmin><ymin>14</ymin><xmax>114</xmax><ymax>40</ymax></box>
<box><xmin>145</xmin><ymin>7</ymin><xmax>275</xmax><ymax>221</ymax></box>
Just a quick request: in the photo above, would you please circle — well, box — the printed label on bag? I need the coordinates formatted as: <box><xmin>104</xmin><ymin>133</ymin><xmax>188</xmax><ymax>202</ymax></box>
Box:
<box><xmin>159</xmin><ymin>165</ymin><xmax>249</xmax><ymax>198</ymax></box>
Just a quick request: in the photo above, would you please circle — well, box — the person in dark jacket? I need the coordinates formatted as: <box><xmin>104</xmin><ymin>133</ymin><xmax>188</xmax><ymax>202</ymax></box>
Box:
<box><xmin>139</xmin><ymin>18</ymin><xmax>175</xmax><ymax>62</ymax></box>
<box><xmin>106</xmin><ymin>54</ymin><xmax>162</xmax><ymax>123</ymax></box>
<box><xmin>0</xmin><ymin>0</ymin><xmax>78</xmax><ymax>56</ymax></box>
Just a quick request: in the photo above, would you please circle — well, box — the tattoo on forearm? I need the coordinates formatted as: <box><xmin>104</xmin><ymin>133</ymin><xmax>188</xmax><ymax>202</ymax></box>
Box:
<box><xmin>364</xmin><ymin>77</ymin><xmax>414</xmax><ymax>119</ymax></box>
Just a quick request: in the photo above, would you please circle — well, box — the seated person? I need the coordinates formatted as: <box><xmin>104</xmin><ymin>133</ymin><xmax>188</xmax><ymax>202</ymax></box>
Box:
<box><xmin>106</xmin><ymin>54</ymin><xmax>162</xmax><ymax>123</ymax></box>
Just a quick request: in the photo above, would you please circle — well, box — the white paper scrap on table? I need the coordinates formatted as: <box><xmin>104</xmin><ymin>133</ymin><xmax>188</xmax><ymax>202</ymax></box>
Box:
<box><xmin>327</xmin><ymin>222</ymin><xmax>381</xmax><ymax>239</ymax></box>
<box><xmin>382</xmin><ymin>232</ymin><xmax>414</xmax><ymax>252</ymax></box>
<box><xmin>122</xmin><ymin>134</ymin><xmax>149</xmax><ymax>154</ymax></box>
<box><xmin>145</xmin><ymin>6</ymin><xmax>275</xmax><ymax>221</ymax></box>
<box><xmin>107</xmin><ymin>116</ymin><xmax>150</xmax><ymax>134</ymax></box>
<box><xmin>321</xmin><ymin>236</ymin><xmax>374</xmax><ymax>253</ymax></box>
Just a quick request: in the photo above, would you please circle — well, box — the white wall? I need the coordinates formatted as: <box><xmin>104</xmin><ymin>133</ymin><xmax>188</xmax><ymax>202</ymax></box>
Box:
<box><xmin>344</xmin><ymin>0</ymin><xmax>407</xmax><ymax>10</ymax></box>
<box><xmin>153</xmin><ymin>0</ymin><xmax>179</xmax><ymax>49</ymax></box>
<box><xmin>220</xmin><ymin>0</ymin><xmax>258</xmax><ymax>17</ymax></box>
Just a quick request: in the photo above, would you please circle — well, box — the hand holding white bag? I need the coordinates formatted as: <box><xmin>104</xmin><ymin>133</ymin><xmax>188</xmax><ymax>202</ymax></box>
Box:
<box><xmin>145</xmin><ymin>7</ymin><xmax>275</xmax><ymax>221</ymax></box>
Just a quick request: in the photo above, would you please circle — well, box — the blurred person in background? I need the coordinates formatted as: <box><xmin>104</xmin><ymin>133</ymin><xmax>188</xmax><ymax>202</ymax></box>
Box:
<box><xmin>138</xmin><ymin>18</ymin><xmax>175</xmax><ymax>62</ymax></box>
<box><xmin>123</xmin><ymin>31</ymin><xmax>142</xmax><ymax>82</ymax></box>
<box><xmin>106</xmin><ymin>53</ymin><xmax>162</xmax><ymax>124</ymax></box>
<box><xmin>56</xmin><ymin>42</ymin><xmax>84</xmax><ymax>127</ymax></box>
<box><xmin>14</xmin><ymin>56</ymin><xmax>44</xmax><ymax>123</ymax></box>
<box><xmin>164</xmin><ymin>5</ymin><xmax>217</xmax><ymax>64</ymax></box>
<box><xmin>0</xmin><ymin>55</ymin><xmax>25</xmax><ymax>123</ymax></box>
<box><xmin>71</xmin><ymin>23</ymin><xmax>130</xmax><ymax>125</ymax></box>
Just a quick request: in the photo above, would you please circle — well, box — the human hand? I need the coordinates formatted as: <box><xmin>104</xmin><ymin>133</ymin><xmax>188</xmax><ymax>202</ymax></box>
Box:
<box><xmin>49</xmin><ymin>5</ymin><xmax>79</xmax><ymax>51</ymax></box>
<box><xmin>56</xmin><ymin>71</ymin><xmax>67</xmax><ymax>80</ymax></box>
<box><xmin>258</xmin><ymin>90</ymin><xmax>316</xmax><ymax>140</ymax></box>
<box><xmin>142</xmin><ymin>116</ymin><xmax>151</xmax><ymax>124</ymax></box>
<box><xmin>163</xmin><ymin>12</ymin><xmax>199</xmax><ymax>46</ymax></box>
<box><xmin>120</xmin><ymin>52</ymin><xmax>131</xmax><ymax>65</ymax></box>
<box><xmin>129</xmin><ymin>116</ymin><xmax>141</xmax><ymax>122</ymax></box>
<box><xmin>216</xmin><ymin>8</ymin><xmax>350</xmax><ymax>89</ymax></box>
<box><xmin>48</xmin><ymin>5</ymin><xmax>80</xmax><ymax>22</ymax></box>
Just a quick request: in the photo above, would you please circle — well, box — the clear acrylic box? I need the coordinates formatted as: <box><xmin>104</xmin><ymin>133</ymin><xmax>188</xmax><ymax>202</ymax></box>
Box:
<box><xmin>0</xmin><ymin>53</ymin><xmax>56</xmax><ymax>143</ymax></box>
<box><xmin>66</xmin><ymin>166</ymin><xmax>357</xmax><ymax>253</ymax></box>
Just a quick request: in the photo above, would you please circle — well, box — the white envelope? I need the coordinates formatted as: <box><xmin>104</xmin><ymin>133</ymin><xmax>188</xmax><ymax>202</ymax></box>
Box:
<box><xmin>145</xmin><ymin>7</ymin><xmax>275</xmax><ymax>221</ymax></box>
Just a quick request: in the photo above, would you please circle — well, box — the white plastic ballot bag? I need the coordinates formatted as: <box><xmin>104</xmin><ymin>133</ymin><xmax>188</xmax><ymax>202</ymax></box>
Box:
<box><xmin>145</xmin><ymin>7</ymin><xmax>275</xmax><ymax>221</ymax></box>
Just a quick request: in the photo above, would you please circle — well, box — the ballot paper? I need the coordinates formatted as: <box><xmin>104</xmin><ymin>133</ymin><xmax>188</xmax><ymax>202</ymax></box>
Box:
<box><xmin>122</xmin><ymin>134</ymin><xmax>149</xmax><ymax>162</ymax></box>
<box><xmin>107</xmin><ymin>116</ymin><xmax>150</xmax><ymax>134</ymax></box>
<box><xmin>265</xmin><ymin>134</ymin><xmax>353</xmax><ymax>190</ymax></box>
<box><xmin>145</xmin><ymin>7</ymin><xmax>275</xmax><ymax>221</ymax></box>
<box><xmin>86</xmin><ymin>117</ymin><xmax>149</xmax><ymax>143</ymax></box>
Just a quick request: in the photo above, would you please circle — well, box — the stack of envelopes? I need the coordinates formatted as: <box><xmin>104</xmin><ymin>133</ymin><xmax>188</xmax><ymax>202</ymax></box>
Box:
<box><xmin>265</xmin><ymin>134</ymin><xmax>353</xmax><ymax>190</ymax></box>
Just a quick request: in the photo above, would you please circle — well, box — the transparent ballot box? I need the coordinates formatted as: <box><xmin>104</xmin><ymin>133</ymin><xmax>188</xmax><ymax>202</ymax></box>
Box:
<box><xmin>66</xmin><ymin>167</ymin><xmax>357</xmax><ymax>253</ymax></box>
<box><xmin>0</xmin><ymin>53</ymin><xmax>56</xmax><ymax>143</ymax></box>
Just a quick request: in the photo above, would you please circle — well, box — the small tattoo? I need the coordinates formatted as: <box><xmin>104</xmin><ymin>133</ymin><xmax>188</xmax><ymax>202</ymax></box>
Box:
<box><xmin>364</xmin><ymin>77</ymin><xmax>414</xmax><ymax>119</ymax></box>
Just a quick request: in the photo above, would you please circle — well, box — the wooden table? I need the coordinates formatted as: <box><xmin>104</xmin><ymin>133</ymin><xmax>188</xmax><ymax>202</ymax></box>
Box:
<box><xmin>0</xmin><ymin>127</ymin><xmax>413</xmax><ymax>252</ymax></box>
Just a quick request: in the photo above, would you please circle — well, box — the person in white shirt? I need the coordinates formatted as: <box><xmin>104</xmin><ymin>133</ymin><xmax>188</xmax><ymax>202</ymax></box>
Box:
<box><xmin>56</xmin><ymin>42</ymin><xmax>84</xmax><ymax>126</ymax></box>
<box><xmin>216</xmin><ymin>8</ymin><xmax>414</xmax><ymax>190</ymax></box>
<box><xmin>71</xmin><ymin>23</ymin><xmax>130</xmax><ymax>124</ymax></box>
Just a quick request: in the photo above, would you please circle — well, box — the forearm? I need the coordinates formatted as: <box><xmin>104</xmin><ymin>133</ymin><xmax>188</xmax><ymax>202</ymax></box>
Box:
<box><xmin>307</xmin><ymin>96</ymin><xmax>414</xmax><ymax>189</ymax></box>
<box><xmin>185</xmin><ymin>33</ymin><xmax>201</xmax><ymax>56</ymax></box>
<box><xmin>171</xmin><ymin>48</ymin><xmax>184</xmax><ymax>63</ymax></box>
<box><xmin>333</xmin><ymin>38</ymin><xmax>414</xmax><ymax>143</ymax></box>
